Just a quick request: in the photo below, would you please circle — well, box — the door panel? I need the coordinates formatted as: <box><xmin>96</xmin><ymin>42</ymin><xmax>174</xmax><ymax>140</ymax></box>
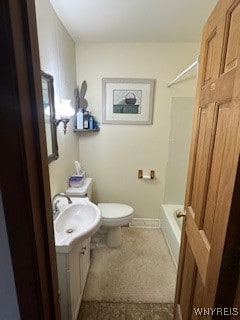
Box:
<box><xmin>174</xmin><ymin>0</ymin><xmax>240</xmax><ymax>318</ymax></box>
<box><xmin>202</xmin><ymin>106</ymin><xmax>240</xmax><ymax>307</ymax></box>
<box><xmin>179</xmin><ymin>244</ymin><xmax>196</xmax><ymax>320</ymax></box>
<box><xmin>185</xmin><ymin>208</ymin><xmax>210</xmax><ymax>284</ymax></box>
<box><xmin>203</xmin><ymin>31</ymin><xmax>217</xmax><ymax>85</ymax></box>
<box><xmin>202</xmin><ymin>103</ymin><xmax>231</xmax><ymax>241</ymax></box>
<box><xmin>190</xmin><ymin>104</ymin><xmax>216</xmax><ymax>227</ymax></box>
<box><xmin>223</xmin><ymin>2</ymin><xmax>240</xmax><ymax>73</ymax></box>
<box><xmin>191</xmin><ymin>274</ymin><xmax>204</xmax><ymax>319</ymax></box>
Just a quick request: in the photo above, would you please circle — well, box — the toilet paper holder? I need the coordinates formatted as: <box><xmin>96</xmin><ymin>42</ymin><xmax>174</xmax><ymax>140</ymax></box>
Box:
<box><xmin>138</xmin><ymin>169</ymin><xmax>155</xmax><ymax>180</ymax></box>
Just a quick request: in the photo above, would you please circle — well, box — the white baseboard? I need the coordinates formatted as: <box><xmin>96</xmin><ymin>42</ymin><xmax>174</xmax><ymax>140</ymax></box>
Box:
<box><xmin>129</xmin><ymin>218</ymin><xmax>161</xmax><ymax>228</ymax></box>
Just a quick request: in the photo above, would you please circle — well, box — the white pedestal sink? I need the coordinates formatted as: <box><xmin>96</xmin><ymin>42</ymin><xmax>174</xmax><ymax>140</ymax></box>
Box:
<box><xmin>53</xmin><ymin>197</ymin><xmax>101</xmax><ymax>319</ymax></box>
<box><xmin>54</xmin><ymin>197</ymin><xmax>101</xmax><ymax>253</ymax></box>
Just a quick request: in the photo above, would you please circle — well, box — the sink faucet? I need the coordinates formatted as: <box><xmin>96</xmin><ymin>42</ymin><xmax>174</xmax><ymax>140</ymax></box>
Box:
<box><xmin>52</xmin><ymin>192</ymin><xmax>72</xmax><ymax>217</ymax></box>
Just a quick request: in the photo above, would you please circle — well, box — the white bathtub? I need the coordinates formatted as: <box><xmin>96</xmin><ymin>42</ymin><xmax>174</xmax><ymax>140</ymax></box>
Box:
<box><xmin>160</xmin><ymin>204</ymin><xmax>183</xmax><ymax>267</ymax></box>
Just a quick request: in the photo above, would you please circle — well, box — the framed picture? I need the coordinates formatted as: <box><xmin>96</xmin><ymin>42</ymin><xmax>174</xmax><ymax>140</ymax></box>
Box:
<box><xmin>102</xmin><ymin>78</ymin><xmax>155</xmax><ymax>125</ymax></box>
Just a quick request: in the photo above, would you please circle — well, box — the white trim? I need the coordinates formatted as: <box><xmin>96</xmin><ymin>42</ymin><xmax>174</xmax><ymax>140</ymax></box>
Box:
<box><xmin>129</xmin><ymin>218</ymin><xmax>161</xmax><ymax>228</ymax></box>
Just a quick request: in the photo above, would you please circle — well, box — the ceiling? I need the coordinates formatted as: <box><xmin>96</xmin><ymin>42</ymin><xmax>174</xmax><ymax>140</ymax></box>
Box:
<box><xmin>50</xmin><ymin>0</ymin><xmax>218</xmax><ymax>43</ymax></box>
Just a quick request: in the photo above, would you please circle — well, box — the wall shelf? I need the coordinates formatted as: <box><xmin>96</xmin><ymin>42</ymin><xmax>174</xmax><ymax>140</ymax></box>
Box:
<box><xmin>74</xmin><ymin>128</ymin><xmax>100</xmax><ymax>133</ymax></box>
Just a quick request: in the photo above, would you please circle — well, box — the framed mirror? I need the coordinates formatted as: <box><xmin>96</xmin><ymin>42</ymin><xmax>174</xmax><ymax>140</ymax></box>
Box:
<box><xmin>41</xmin><ymin>71</ymin><xmax>59</xmax><ymax>163</ymax></box>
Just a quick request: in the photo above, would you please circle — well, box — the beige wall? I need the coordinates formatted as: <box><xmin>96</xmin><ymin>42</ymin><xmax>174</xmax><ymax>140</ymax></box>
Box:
<box><xmin>76</xmin><ymin>43</ymin><xmax>199</xmax><ymax>218</ymax></box>
<box><xmin>35</xmin><ymin>0</ymin><xmax>79</xmax><ymax>196</ymax></box>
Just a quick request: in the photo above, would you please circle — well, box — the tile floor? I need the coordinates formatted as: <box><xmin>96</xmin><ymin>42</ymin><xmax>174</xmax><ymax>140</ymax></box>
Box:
<box><xmin>78</xmin><ymin>302</ymin><xmax>173</xmax><ymax>320</ymax></box>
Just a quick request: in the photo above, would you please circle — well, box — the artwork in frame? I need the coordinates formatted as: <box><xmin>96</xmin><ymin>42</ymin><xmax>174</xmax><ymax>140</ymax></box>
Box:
<box><xmin>102</xmin><ymin>78</ymin><xmax>155</xmax><ymax>125</ymax></box>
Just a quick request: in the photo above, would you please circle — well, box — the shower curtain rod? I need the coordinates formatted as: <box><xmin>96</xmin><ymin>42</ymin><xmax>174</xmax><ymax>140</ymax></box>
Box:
<box><xmin>167</xmin><ymin>59</ymin><xmax>198</xmax><ymax>88</ymax></box>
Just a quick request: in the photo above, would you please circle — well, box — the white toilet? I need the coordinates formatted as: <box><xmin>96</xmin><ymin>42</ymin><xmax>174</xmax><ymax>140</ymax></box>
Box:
<box><xmin>66</xmin><ymin>178</ymin><xmax>133</xmax><ymax>248</ymax></box>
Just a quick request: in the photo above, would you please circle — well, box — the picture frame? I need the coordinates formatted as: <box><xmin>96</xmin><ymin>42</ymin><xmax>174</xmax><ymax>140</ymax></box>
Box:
<box><xmin>102</xmin><ymin>78</ymin><xmax>155</xmax><ymax>125</ymax></box>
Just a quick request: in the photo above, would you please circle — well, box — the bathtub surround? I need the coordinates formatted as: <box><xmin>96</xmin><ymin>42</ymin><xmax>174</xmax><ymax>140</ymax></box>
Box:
<box><xmin>35</xmin><ymin>0</ymin><xmax>79</xmax><ymax>196</ymax></box>
<box><xmin>83</xmin><ymin>228</ymin><xmax>176</xmax><ymax>303</ymax></box>
<box><xmin>164</xmin><ymin>97</ymin><xmax>194</xmax><ymax>204</ymax></box>
<box><xmin>76</xmin><ymin>42</ymin><xmax>198</xmax><ymax>218</ymax></box>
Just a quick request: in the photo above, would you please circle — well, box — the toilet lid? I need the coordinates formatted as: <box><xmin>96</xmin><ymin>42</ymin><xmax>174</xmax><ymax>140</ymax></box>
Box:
<box><xmin>98</xmin><ymin>203</ymin><xmax>133</xmax><ymax>219</ymax></box>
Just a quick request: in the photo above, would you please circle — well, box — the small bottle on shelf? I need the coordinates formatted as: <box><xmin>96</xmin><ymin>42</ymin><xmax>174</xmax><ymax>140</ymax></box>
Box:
<box><xmin>83</xmin><ymin>111</ymin><xmax>89</xmax><ymax>129</ymax></box>
<box><xmin>76</xmin><ymin>108</ymin><xmax>84</xmax><ymax>129</ymax></box>
<box><xmin>89</xmin><ymin>114</ymin><xmax>94</xmax><ymax>130</ymax></box>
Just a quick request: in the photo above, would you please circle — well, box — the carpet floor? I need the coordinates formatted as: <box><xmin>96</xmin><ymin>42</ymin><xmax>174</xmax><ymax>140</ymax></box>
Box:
<box><xmin>83</xmin><ymin>228</ymin><xmax>177</xmax><ymax>303</ymax></box>
<box><xmin>79</xmin><ymin>302</ymin><xmax>174</xmax><ymax>320</ymax></box>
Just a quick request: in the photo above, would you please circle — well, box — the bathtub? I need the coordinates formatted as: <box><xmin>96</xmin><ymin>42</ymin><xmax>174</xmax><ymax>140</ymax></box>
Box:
<box><xmin>160</xmin><ymin>204</ymin><xmax>183</xmax><ymax>267</ymax></box>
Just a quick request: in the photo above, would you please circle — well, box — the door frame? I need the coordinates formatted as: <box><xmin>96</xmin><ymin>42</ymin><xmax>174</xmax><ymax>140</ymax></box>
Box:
<box><xmin>0</xmin><ymin>0</ymin><xmax>60</xmax><ymax>318</ymax></box>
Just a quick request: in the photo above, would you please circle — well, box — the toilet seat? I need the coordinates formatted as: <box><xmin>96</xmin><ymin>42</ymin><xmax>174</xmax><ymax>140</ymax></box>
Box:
<box><xmin>98</xmin><ymin>203</ymin><xmax>133</xmax><ymax>227</ymax></box>
<box><xmin>98</xmin><ymin>203</ymin><xmax>133</xmax><ymax>219</ymax></box>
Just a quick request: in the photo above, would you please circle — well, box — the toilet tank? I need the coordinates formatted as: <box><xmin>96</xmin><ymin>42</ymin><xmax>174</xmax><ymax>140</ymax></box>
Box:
<box><xmin>66</xmin><ymin>177</ymin><xmax>93</xmax><ymax>200</ymax></box>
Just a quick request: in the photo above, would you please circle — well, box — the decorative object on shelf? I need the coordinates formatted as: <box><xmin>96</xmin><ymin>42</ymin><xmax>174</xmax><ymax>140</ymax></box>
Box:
<box><xmin>79</xmin><ymin>80</ymin><xmax>88</xmax><ymax>110</ymax></box>
<box><xmin>75</xmin><ymin>80</ymin><xmax>88</xmax><ymax>130</ymax></box>
<box><xmin>75</xmin><ymin>80</ymin><xmax>100</xmax><ymax>132</ymax></box>
<box><xmin>102</xmin><ymin>78</ymin><xmax>155</xmax><ymax>125</ymax></box>
<box><xmin>75</xmin><ymin>80</ymin><xmax>88</xmax><ymax>111</ymax></box>
<box><xmin>138</xmin><ymin>169</ymin><xmax>155</xmax><ymax>180</ymax></box>
<box><xmin>55</xmin><ymin>99</ymin><xmax>75</xmax><ymax>134</ymax></box>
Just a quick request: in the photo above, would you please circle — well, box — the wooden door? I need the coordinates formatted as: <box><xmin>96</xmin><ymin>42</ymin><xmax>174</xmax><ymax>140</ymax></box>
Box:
<box><xmin>174</xmin><ymin>0</ymin><xmax>240</xmax><ymax>318</ymax></box>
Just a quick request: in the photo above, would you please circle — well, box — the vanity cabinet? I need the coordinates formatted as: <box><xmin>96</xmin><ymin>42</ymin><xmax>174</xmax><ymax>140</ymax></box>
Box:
<box><xmin>56</xmin><ymin>238</ymin><xmax>90</xmax><ymax>320</ymax></box>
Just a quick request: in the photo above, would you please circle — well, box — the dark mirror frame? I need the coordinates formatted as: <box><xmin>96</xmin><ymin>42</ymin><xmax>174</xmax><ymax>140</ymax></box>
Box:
<box><xmin>41</xmin><ymin>71</ymin><xmax>59</xmax><ymax>163</ymax></box>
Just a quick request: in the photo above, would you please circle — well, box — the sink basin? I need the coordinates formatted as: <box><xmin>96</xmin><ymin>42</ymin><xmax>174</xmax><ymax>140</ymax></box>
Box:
<box><xmin>54</xmin><ymin>197</ymin><xmax>101</xmax><ymax>252</ymax></box>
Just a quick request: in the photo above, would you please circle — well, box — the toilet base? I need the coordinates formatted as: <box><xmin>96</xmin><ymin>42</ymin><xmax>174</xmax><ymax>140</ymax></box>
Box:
<box><xmin>91</xmin><ymin>226</ymin><xmax>123</xmax><ymax>249</ymax></box>
<box><xmin>107</xmin><ymin>226</ymin><xmax>122</xmax><ymax>248</ymax></box>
